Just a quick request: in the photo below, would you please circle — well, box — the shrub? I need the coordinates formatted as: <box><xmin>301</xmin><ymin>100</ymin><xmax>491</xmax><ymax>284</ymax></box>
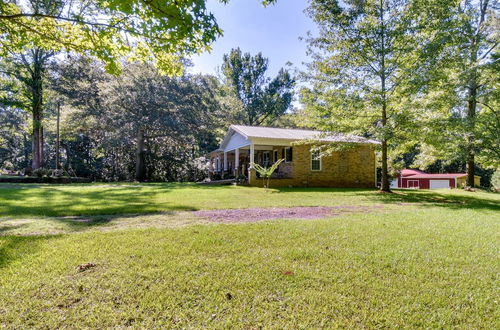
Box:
<box><xmin>491</xmin><ymin>169</ymin><xmax>500</xmax><ymax>192</ymax></box>
<box><xmin>235</xmin><ymin>174</ymin><xmax>247</xmax><ymax>184</ymax></box>
<box><xmin>52</xmin><ymin>169</ymin><xmax>65</xmax><ymax>178</ymax></box>
<box><xmin>33</xmin><ymin>168</ymin><xmax>50</xmax><ymax>178</ymax></box>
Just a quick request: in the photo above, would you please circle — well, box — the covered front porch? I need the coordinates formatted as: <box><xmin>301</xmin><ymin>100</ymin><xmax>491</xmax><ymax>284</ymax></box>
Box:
<box><xmin>209</xmin><ymin>143</ymin><xmax>293</xmax><ymax>184</ymax></box>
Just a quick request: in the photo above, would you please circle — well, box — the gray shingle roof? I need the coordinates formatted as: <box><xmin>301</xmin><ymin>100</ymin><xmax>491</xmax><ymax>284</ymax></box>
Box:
<box><xmin>231</xmin><ymin>125</ymin><xmax>380</xmax><ymax>144</ymax></box>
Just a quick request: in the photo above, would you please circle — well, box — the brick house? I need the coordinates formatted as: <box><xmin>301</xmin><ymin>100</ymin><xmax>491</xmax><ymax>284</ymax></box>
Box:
<box><xmin>208</xmin><ymin>125</ymin><xmax>379</xmax><ymax>187</ymax></box>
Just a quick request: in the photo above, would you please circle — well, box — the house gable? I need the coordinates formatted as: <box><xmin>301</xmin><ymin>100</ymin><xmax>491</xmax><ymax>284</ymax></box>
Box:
<box><xmin>221</xmin><ymin>131</ymin><xmax>251</xmax><ymax>152</ymax></box>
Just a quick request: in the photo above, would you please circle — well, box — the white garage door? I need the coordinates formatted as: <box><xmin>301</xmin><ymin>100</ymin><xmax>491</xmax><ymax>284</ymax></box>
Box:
<box><xmin>430</xmin><ymin>180</ymin><xmax>450</xmax><ymax>189</ymax></box>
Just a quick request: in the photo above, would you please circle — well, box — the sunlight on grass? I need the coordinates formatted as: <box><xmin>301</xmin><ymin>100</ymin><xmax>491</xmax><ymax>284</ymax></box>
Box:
<box><xmin>0</xmin><ymin>207</ymin><xmax>498</xmax><ymax>327</ymax></box>
<box><xmin>0</xmin><ymin>183</ymin><xmax>498</xmax><ymax>218</ymax></box>
<box><xmin>0</xmin><ymin>183</ymin><xmax>498</xmax><ymax>327</ymax></box>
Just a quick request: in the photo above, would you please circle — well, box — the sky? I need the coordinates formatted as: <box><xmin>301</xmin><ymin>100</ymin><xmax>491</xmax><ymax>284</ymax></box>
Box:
<box><xmin>189</xmin><ymin>0</ymin><xmax>318</xmax><ymax>77</ymax></box>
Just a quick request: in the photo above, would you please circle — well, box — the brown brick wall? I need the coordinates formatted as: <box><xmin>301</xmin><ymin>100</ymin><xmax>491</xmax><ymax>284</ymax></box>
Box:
<box><xmin>249</xmin><ymin>144</ymin><xmax>376</xmax><ymax>188</ymax></box>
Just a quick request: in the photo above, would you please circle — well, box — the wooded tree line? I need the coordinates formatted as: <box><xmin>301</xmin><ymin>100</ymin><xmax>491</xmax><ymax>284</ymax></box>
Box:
<box><xmin>300</xmin><ymin>0</ymin><xmax>498</xmax><ymax>190</ymax></box>
<box><xmin>0</xmin><ymin>49</ymin><xmax>294</xmax><ymax>181</ymax></box>
<box><xmin>0</xmin><ymin>0</ymin><xmax>498</xmax><ymax>188</ymax></box>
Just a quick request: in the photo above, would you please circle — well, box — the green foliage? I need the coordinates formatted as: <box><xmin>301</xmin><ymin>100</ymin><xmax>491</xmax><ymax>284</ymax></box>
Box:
<box><xmin>32</xmin><ymin>167</ymin><xmax>50</xmax><ymax>178</ymax></box>
<box><xmin>491</xmin><ymin>169</ymin><xmax>500</xmax><ymax>192</ymax></box>
<box><xmin>0</xmin><ymin>105</ymin><xmax>29</xmax><ymax>169</ymax></box>
<box><xmin>222</xmin><ymin>48</ymin><xmax>294</xmax><ymax>125</ymax></box>
<box><xmin>49</xmin><ymin>58</ymin><xmax>226</xmax><ymax>181</ymax></box>
<box><xmin>0</xmin><ymin>0</ymin><xmax>223</xmax><ymax>74</ymax></box>
<box><xmin>300</xmin><ymin>0</ymin><xmax>432</xmax><ymax>191</ymax></box>
<box><xmin>410</xmin><ymin>0</ymin><xmax>499</xmax><ymax>172</ymax></box>
<box><xmin>251</xmin><ymin>158</ymin><xmax>284</xmax><ymax>189</ymax></box>
<box><xmin>0</xmin><ymin>0</ymin><xmax>278</xmax><ymax>75</ymax></box>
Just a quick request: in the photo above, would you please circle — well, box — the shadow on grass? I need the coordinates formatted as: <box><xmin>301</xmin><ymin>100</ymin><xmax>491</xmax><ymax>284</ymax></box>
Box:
<box><xmin>1</xmin><ymin>182</ymin><xmax>498</xmax><ymax>217</ymax></box>
<box><xmin>274</xmin><ymin>187</ymin><xmax>370</xmax><ymax>193</ymax></box>
<box><xmin>272</xmin><ymin>186</ymin><xmax>499</xmax><ymax>212</ymax></box>
<box><xmin>0</xmin><ymin>234</ymin><xmax>60</xmax><ymax>269</ymax></box>
<box><xmin>357</xmin><ymin>189</ymin><xmax>500</xmax><ymax>212</ymax></box>
<box><xmin>0</xmin><ymin>182</ymin><xmax>200</xmax><ymax>217</ymax></box>
<box><xmin>49</xmin><ymin>210</ymin><xmax>183</xmax><ymax>232</ymax></box>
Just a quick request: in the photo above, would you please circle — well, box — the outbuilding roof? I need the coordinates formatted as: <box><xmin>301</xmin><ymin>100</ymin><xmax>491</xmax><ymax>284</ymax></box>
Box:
<box><xmin>403</xmin><ymin>173</ymin><xmax>467</xmax><ymax>179</ymax></box>
<box><xmin>400</xmin><ymin>169</ymin><xmax>427</xmax><ymax>177</ymax></box>
<box><xmin>230</xmin><ymin>125</ymin><xmax>379</xmax><ymax>144</ymax></box>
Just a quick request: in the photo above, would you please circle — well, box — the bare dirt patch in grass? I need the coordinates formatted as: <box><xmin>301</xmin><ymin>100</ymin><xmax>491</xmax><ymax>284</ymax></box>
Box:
<box><xmin>193</xmin><ymin>205</ymin><xmax>384</xmax><ymax>223</ymax></box>
<box><xmin>0</xmin><ymin>205</ymin><xmax>390</xmax><ymax>236</ymax></box>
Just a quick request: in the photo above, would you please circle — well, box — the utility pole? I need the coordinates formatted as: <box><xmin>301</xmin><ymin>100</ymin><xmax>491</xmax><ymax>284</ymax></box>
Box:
<box><xmin>55</xmin><ymin>101</ymin><xmax>61</xmax><ymax>170</ymax></box>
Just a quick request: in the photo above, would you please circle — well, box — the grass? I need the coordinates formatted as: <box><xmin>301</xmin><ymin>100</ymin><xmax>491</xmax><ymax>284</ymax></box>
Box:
<box><xmin>0</xmin><ymin>183</ymin><xmax>499</xmax><ymax>327</ymax></box>
<box><xmin>0</xmin><ymin>182</ymin><xmax>499</xmax><ymax>218</ymax></box>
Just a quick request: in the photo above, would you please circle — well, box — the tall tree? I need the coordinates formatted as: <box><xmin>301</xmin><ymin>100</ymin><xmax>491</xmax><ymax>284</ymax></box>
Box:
<box><xmin>13</xmin><ymin>48</ymin><xmax>54</xmax><ymax>169</ymax></box>
<box><xmin>101</xmin><ymin>64</ymin><xmax>222</xmax><ymax>181</ymax></box>
<box><xmin>301</xmin><ymin>0</ymin><xmax>429</xmax><ymax>192</ymax></box>
<box><xmin>51</xmin><ymin>58</ymin><xmax>225</xmax><ymax>181</ymax></box>
<box><xmin>0</xmin><ymin>49</ymin><xmax>55</xmax><ymax>169</ymax></box>
<box><xmin>222</xmin><ymin>48</ymin><xmax>295</xmax><ymax>126</ymax></box>
<box><xmin>1</xmin><ymin>0</ymin><xmax>61</xmax><ymax>169</ymax></box>
<box><xmin>0</xmin><ymin>0</ymin><xmax>275</xmax><ymax>169</ymax></box>
<box><xmin>418</xmin><ymin>0</ymin><xmax>499</xmax><ymax>186</ymax></box>
<box><xmin>459</xmin><ymin>0</ymin><xmax>498</xmax><ymax>186</ymax></box>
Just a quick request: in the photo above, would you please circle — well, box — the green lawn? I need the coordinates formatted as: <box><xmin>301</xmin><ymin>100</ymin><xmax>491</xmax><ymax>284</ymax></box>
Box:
<box><xmin>0</xmin><ymin>183</ymin><xmax>499</xmax><ymax>328</ymax></box>
<box><xmin>0</xmin><ymin>182</ymin><xmax>499</xmax><ymax>218</ymax></box>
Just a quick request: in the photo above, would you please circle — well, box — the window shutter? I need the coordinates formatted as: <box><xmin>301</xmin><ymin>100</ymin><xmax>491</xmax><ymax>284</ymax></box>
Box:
<box><xmin>289</xmin><ymin>147</ymin><xmax>293</xmax><ymax>162</ymax></box>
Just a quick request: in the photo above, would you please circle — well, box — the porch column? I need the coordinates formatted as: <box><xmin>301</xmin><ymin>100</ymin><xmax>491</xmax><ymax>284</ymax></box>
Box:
<box><xmin>223</xmin><ymin>152</ymin><xmax>228</xmax><ymax>172</ymax></box>
<box><xmin>248</xmin><ymin>143</ymin><xmax>256</xmax><ymax>185</ymax></box>
<box><xmin>249</xmin><ymin>143</ymin><xmax>255</xmax><ymax>166</ymax></box>
<box><xmin>234</xmin><ymin>148</ymin><xmax>239</xmax><ymax>176</ymax></box>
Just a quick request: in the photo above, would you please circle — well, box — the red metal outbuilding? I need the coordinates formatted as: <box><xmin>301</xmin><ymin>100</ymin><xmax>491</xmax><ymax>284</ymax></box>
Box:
<box><xmin>391</xmin><ymin>169</ymin><xmax>478</xmax><ymax>189</ymax></box>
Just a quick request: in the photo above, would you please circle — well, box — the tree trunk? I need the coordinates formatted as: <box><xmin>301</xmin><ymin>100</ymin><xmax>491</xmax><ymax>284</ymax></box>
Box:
<box><xmin>378</xmin><ymin>0</ymin><xmax>391</xmax><ymax>193</ymax></box>
<box><xmin>466</xmin><ymin>81</ymin><xmax>477</xmax><ymax>187</ymax></box>
<box><xmin>30</xmin><ymin>49</ymin><xmax>45</xmax><ymax>169</ymax></box>
<box><xmin>380</xmin><ymin>90</ymin><xmax>390</xmax><ymax>192</ymax></box>
<box><xmin>381</xmin><ymin>139</ymin><xmax>390</xmax><ymax>192</ymax></box>
<box><xmin>135</xmin><ymin>128</ymin><xmax>147</xmax><ymax>181</ymax></box>
<box><xmin>32</xmin><ymin>112</ymin><xmax>43</xmax><ymax>169</ymax></box>
<box><xmin>23</xmin><ymin>129</ymin><xmax>29</xmax><ymax>168</ymax></box>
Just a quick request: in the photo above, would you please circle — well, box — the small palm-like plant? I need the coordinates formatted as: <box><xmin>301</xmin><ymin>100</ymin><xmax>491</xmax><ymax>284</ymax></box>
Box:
<box><xmin>250</xmin><ymin>158</ymin><xmax>284</xmax><ymax>190</ymax></box>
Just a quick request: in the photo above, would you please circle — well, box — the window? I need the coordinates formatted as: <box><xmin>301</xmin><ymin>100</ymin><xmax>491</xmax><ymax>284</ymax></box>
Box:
<box><xmin>284</xmin><ymin>147</ymin><xmax>293</xmax><ymax>162</ymax></box>
<box><xmin>339</xmin><ymin>151</ymin><xmax>348</xmax><ymax>174</ymax></box>
<box><xmin>408</xmin><ymin>180</ymin><xmax>419</xmax><ymax>188</ymax></box>
<box><xmin>359</xmin><ymin>148</ymin><xmax>371</xmax><ymax>162</ymax></box>
<box><xmin>311</xmin><ymin>150</ymin><xmax>321</xmax><ymax>171</ymax></box>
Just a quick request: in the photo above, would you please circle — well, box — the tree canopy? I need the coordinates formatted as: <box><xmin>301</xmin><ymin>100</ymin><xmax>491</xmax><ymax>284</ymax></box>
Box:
<box><xmin>300</xmin><ymin>0</ymin><xmax>430</xmax><ymax>191</ymax></box>
<box><xmin>49</xmin><ymin>58</ymin><xmax>225</xmax><ymax>181</ymax></box>
<box><xmin>411</xmin><ymin>0</ymin><xmax>499</xmax><ymax>183</ymax></box>
<box><xmin>0</xmin><ymin>0</ymin><xmax>274</xmax><ymax>74</ymax></box>
<box><xmin>222</xmin><ymin>48</ymin><xmax>295</xmax><ymax>126</ymax></box>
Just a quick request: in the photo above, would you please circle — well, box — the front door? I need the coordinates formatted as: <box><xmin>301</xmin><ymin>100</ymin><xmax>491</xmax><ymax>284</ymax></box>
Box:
<box><xmin>262</xmin><ymin>151</ymin><xmax>270</xmax><ymax>167</ymax></box>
